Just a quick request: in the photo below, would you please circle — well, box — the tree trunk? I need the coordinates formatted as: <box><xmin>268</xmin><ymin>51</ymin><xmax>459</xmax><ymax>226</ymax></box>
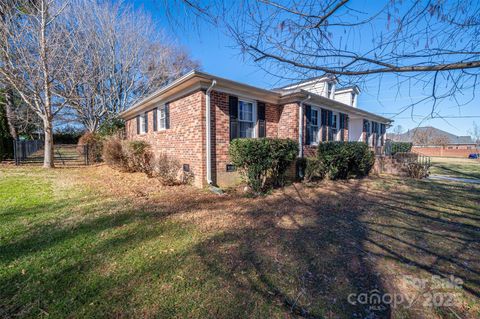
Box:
<box><xmin>43</xmin><ymin>117</ymin><xmax>54</xmax><ymax>168</ymax></box>
<box><xmin>4</xmin><ymin>89</ymin><xmax>18</xmax><ymax>140</ymax></box>
<box><xmin>39</xmin><ymin>0</ymin><xmax>54</xmax><ymax>168</ymax></box>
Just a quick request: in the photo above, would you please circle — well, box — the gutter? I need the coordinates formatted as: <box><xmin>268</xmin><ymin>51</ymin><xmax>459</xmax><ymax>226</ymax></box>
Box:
<box><xmin>298</xmin><ymin>95</ymin><xmax>312</xmax><ymax>158</ymax></box>
<box><xmin>205</xmin><ymin>80</ymin><xmax>217</xmax><ymax>185</ymax></box>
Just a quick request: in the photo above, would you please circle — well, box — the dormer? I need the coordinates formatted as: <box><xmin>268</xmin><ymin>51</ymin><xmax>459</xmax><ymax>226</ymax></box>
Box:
<box><xmin>276</xmin><ymin>75</ymin><xmax>338</xmax><ymax>99</ymax></box>
<box><xmin>334</xmin><ymin>86</ymin><xmax>360</xmax><ymax>108</ymax></box>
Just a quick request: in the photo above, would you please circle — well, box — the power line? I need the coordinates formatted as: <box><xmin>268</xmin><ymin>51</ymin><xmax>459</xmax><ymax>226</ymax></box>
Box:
<box><xmin>379</xmin><ymin>114</ymin><xmax>480</xmax><ymax>119</ymax></box>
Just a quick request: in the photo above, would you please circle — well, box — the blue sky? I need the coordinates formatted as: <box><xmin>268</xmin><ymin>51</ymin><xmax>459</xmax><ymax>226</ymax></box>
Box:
<box><xmin>129</xmin><ymin>0</ymin><xmax>479</xmax><ymax>137</ymax></box>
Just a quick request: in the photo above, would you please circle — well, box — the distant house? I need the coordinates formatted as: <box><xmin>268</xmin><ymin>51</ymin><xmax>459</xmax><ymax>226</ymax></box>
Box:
<box><xmin>388</xmin><ymin>126</ymin><xmax>476</xmax><ymax>158</ymax></box>
<box><xmin>120</xmin><ymin>70</ymin><xmax>392</xmax><ymax>188</ymax></box>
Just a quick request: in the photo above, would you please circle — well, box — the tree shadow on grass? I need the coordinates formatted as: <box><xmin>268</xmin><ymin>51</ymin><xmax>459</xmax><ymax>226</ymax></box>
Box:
<box><xmin>1</xmin><ymin>173</ymin><xmax>478</xmax><ymax>318</ymax></box>
<box><xmin>194</xmin><ymin>189</ymin><xmax>392</xmax><ymax>318</ymax></box>
<box><xmin>434</xmin><ymin>165</ymin><xmax>480</xmax><ymax>180</ymax></box>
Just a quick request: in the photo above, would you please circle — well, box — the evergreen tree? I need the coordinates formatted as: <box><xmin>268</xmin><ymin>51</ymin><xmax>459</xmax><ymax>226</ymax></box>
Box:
<box><xmin>0</xmin><ymin>92</ymin><xmax>14</xmax><ymax>160</ymax></box>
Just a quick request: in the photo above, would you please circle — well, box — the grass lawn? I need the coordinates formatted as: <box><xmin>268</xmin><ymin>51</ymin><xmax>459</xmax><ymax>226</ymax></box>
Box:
<box><xmin>1</xmin><ymin>164</ymin><xmax>479</xmax><ymax>318</ymax></box>
<box><xmin>430</xmin><ymin>157</ymin><xmax>480</xmax><ymax>180</ymax></box>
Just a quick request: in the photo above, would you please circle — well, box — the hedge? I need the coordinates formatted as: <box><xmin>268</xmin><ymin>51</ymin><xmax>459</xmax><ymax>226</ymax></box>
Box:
<box><xmin>317</xmin><ymin>142</ymin><xmax>375</xmax><ymax>180</ymax></box>
<box><xmin>388</xmin><ymin>141</ymin><xmax>412</xmax><ymax>155</ymax></box>
<box><xmin>229</xmin><ymin>138</ymin><xmax>298</xmax><ymax>193</ymax></box>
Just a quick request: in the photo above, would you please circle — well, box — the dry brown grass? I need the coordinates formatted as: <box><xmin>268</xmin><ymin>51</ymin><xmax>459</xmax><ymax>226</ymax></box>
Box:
<box><xmin>79</xmin><ymin>165</ymin><xmax>480</xmax><ymax>318</ymax></box>
<box><xmin>2</xmin><ymin>164</ymin><xmax>479</xmax><ymax>318</ymax></box>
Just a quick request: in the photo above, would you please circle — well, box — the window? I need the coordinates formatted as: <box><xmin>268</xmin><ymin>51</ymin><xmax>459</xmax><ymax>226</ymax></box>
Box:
<box><xmin>308</xmin><ymin>108</ymin><xmax>319</xmax><ymax>144</ymax></box>
<box><xmin>331</xmin><ymin>113</ymin><xmax>339</xmax><ymax>141</ymax></box>
<box><xmin>158</xmin><ymin>105</ymin><xmax>167</xmax><ymax>130</ymax></box>
<box><xmin>238</xmin><ymin>100</ymin><xmax>256</xmax><ymax>138</ymax></box>
<box><xmin>139</xmin><ymin>113</ymin><xmax>147</xmax><ymax>134</ymax></box>
<box><xmin>327</xmin><ymin>82</ymin><xmax>334</xmax><ymax>98</ymax></box>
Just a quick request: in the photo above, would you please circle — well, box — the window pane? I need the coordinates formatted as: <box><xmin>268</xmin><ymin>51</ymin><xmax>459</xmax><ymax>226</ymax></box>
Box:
<box><xmin>159</xmin><ymin>107</ymin><xmax>166</xmax><ymax>129</ymax></box>
<box><xmin>239</xmin><ymin>122</ymin><xmax>254</xmax><ymax>138</ymax></box>
<box><xmin>140</xmin><ymin>114</ymin><xmax>146</xmax><ymax>133</ymax></box>
<box><xmin>239</xmin><ymin>101</ymin><xmax>253</xmax><ymax>122</ymax></box>
<box><xmin>311</xmin><ymin>110</ymin><xmax>318</xmax><ymax>126</ymax></box>
<box><xmin>309</xmin><ymin>126</ymin><xmax>319</xmax><ymax>144</ymax></box>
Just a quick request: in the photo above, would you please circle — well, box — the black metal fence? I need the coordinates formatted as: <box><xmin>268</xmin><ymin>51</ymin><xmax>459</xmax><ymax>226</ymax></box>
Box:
<box><xmin>13</xmin><ymin>139</ymin><xmax>43</xmax><ymax>165</ymax></box>
<box><xmin>12</xmin><ymin>141</ymin><xmax>99</xmax><ymax>166</ymax></box>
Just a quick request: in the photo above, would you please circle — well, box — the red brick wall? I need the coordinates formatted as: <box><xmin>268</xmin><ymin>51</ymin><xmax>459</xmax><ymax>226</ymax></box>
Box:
<box><xmin>278</xmin><ymin>103</ymin><xmax>299</xmax><ymax>139</ymax></box>
<box><xmin>343</xmin><ymin>128</ymin><xmax>349</xmax><ymax>141</ymax></box>
<box><xmin>412</xmin><ymin>146</ymin><xmax>476</xmax><ymax>158</ymax></box>
<box><xmin>124</xmin><ymin>88</ymin><xmax>377</xmax><ymax>188</ymax></box>
<box><xmin>125</xmin><ymin>90</ymin><xmax>206</xmax><ymax>187</ymax></box>
<box><xmin>210</xmin><ymin>91</ymin><xmax>230</xmax><ymax>186</ymax></box>
<box><xmin>210</xmin><ymin>91</ymin><xmax>285</xmax><ymax>186</ymax></box>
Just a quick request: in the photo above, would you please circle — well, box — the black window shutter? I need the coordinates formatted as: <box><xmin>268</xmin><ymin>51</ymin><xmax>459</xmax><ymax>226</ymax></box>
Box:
<box><xmin>305</xmin><ymin>104</ymin><xmax>311</xmax><ymax>145</ymax></box>
<box><xmin>144</xmin><ymin>113</ymin><xmax>148</xmax><ymax>133</ymax></box>
<box><xmin>363</xmin><ymin>119</ymin><xmax>368</xmax><ymax>132</ymax></box>
<box><xmin>136</xmin><ymin>116</ymin><xmax>140</xmax><ymax>134</ymax></box>
<box><xmin>321</xmin><ymin>109</ymin><xmax>327</xmax><ymax>126</ymax></box>
<box><xmin>257</xmin><ymin>101</ymin><xmax>266</xmax><ymax>138</ymax></box>
<box><xmin>321</xmin><ymin>109</ymin><xmax>327</xmax><ymax>141</ymax></box>
<box><xmin>229</xmin><ymin>96</ymin><xmax>239</xmax><ymax>140</ymax></box>
<box><xmin>153</xmin><ymin>108</ymin><xmax>158</xmax><ymax>131</ymax></box>
<box><xmin>327</xmin><ymin>110</ymin><xmax>333</xmax><ymax>127</ymax></box>
<box><xmin>165</xmin><ymin>103</ymin><xmax>170</xmax><ymax>129</ymax></box>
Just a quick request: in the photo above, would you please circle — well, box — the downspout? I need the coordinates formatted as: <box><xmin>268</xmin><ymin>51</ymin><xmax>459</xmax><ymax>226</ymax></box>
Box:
<box><xmin>205</xmin><ymin>80</ymin><xmax>217</xmax><ymax>185</ymax></box>
<box><xmin>298</xmin><ymin>95</ymin><xmax>311</xmax><ymax>158</ymax></box>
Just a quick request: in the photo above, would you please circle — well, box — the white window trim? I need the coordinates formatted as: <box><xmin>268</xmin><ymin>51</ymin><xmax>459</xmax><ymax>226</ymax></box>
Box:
<box><xmin>238</xmin><ymin>98</ymin><xmax>257</xmax><ymax>138</ymax></box>
<box><xmin>332</xmin><ymin>112</ymin><xmax>341</xmax><ymax>141</ymax></box>
<box><xmin>309</xmin><ymin>106</ymin><xmax>320</xmax><ymax>145</ymax></box>
<box><xmin>327</xmin><ymin>82</ymin><xmax>335</xmax><ymax>99</ymax></box>
<box><xmin>139</xmin><ymin>112</ymin><xmax>147</xmax><ymax>135</ymax></box>
<box><xmin>351</xmin><ymin>93</ymin><xmax>357</xmax><ymax>107</ymax></box>
<box><xmin>157</xmin><ymin>104</ymin><xmax>167</xmax><ymax>131</ymax></box>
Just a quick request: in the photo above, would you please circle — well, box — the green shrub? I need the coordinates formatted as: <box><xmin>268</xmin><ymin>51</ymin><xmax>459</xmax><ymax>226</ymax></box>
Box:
<box><xmin>229</xmin><ymin>138</ymin><xmax>298</xmax><ymax>193</ymax></box>
<box><xmin>317</xmin><ymin>142</ymin><xmax>375</xmax><ymax>180</ymax></box>
<box><xmin>54</xmin><ymin>126</ymin><xmax>83</xmax><ymax>144</ymax></box>
<box><xmin>98</xmin><ymin>117</ymin><xmax>125</xmax><ymax>137</ymax></box>
<box><xmin>389</xmin><ymin>141</ymin><xmax>412</xmax><ymax>155</ymax></box>
<box><xmin>267</xmin><ymin>138</ymin><xmax>298</xmax><ymax>186</ymax></box>
<box><xmin>0</xmin><ymin>102</ymin><xmax>13</xmax><ymax>160</ymax></box>
<box><xmin>303</xmin><ymin>157</ymin><xmax>326</xmax><ymax>182</ymax></box>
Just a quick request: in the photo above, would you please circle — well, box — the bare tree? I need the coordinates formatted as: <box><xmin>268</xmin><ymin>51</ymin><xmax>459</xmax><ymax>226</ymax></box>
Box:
<box><xmin>0</xmin><ymin>88</ymin><xmax>42</xmax><ymax>139</ymax></box>
<box><xmin>468</xmin><ymin>122</ymin><xmax>480</xmax><ymax>145</ymax></box>
<box><xmin>66</xmin><ymin>0</ymin><xmax>198</xmax><ymax>132</ymax></box>
<box><xmin>167</xmin><ymin>0</ymin><xmax>480</xmax><ymax>111</ymax></box>
<box><xmin>0</xmin><ymin>0</ymin><xmax>81</xmax><ymax>167</ymax></box>
<box><xmin>392</xmin><ymin>125</ymin><xmax>404</xmax><ymax>136</ymax></box>
<box><xmin>412</xmin><ymin>127</ymin><xmax>450</xmax><ymax>146</ymax></box>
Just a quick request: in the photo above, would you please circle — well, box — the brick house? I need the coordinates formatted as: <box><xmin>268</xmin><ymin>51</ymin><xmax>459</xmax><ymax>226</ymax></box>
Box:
<box><xmin>120</xmin><ymin>71</ymin><xmax>392</xmax><ymax>188</ymax></box>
